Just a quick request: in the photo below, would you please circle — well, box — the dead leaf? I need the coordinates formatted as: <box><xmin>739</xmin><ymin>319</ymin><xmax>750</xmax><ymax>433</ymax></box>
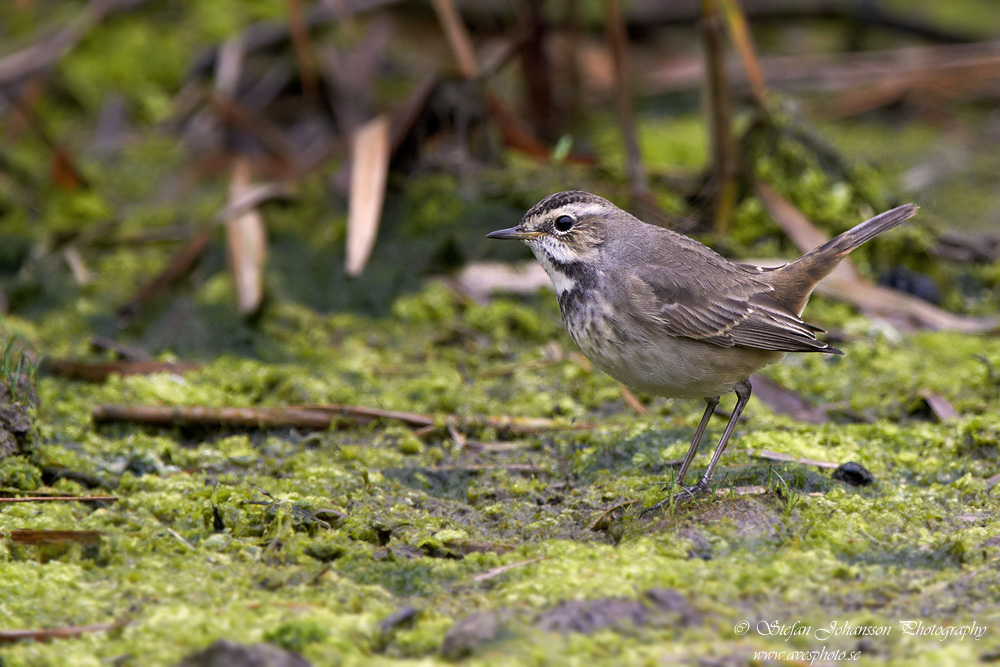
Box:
<box><xmin>917</xmin><ymin>389</ymin><xmax>959</xmax><ymax>421</ymax></box>
<box><xmin>750</xmin><ymin>373</ymin><xmax>828</xmax><ymax>423</ymax></box>
<box><xmin>50</xmin><ymin>148</ymin><xmax>86</xmax><ymax>190</ymax></box>
<box><xmin>225</xmin><ymin>159</ymin><xmax>268</xmax><ymax>314</ymax></box>
<box><xmin>345</xmin><ymin>113</ymin><xmax>391</xmax><ymax>277</ymax></box>
<box><xmin>62</xmin><ymin>247</ymin><xmax>91</xmax><ymax>285</ymax></box>
<box><xmin>452</xmin><ymin>261</ymin><xmax>550</xmax><ymax>302</ymax></box>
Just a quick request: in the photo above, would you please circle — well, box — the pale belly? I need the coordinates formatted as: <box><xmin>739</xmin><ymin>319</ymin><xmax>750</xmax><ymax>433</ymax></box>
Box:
<box><xmin>561</xmin><ymin>298</ymin><xmax>783</xmax><ymax>399</ymax></box>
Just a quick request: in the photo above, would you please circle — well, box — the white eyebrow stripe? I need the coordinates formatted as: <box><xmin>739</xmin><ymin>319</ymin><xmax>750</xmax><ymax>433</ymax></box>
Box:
<box><xmin>562</xmin><ymin>203</ymin><xmax>607</xmax><ymax>218</ymax></box>
<box><xmin>529</xmin><ymin>202</ymin><xmax>608</xmax><ymax>224</ymax></box>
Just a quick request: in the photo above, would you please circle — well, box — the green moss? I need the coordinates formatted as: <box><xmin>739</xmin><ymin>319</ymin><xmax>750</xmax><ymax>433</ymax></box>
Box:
<box><xmin>4</xmin><ymin>272</ymin><xmax>999</xmax><ymax>663</ymax></box>
<box><xmin>591</xmin><ymin>113</ymin><xmax>709</xmax><ymax>172</ymax></box>
<box><xmin>391</xmin><ymin>284</ymin><xmax>461</xmax><ymax>325</ymax></box>
<box><xmin>402</xmin><ymin>175</ymin><xmax>465</xmax><ymax>236</ymax></box>
<box><xmin>2</xmin><ymin>5</ymin><xmax>999</xmax><ymax>661</ymax></box>
<box><xmin>0</xmin><ymin>456</ymin><xmax>42</xmax><ymax>491</ymax></box>
<box><xmin>737</xmin><ymin>111</ymin><xmax>906</xmax><ymax>271</ymax></box>
<box><xmin>56</xmin><ymin>1</ymin><xmax>285</xmax><ymax>123</ymax></box>
<box><xmin>464</xmin><ymin>298</ymin><xmax>559</xmax><ymax>342</ymax></box>
<box><xmin>263</xmin><ymin>619</ymin><xmax>332</xmax><ymax>653</ymax></box>
<box><xmin>61</xmin><ymin>21</ymin><xmax>185</xmax><ymax>122</ymax></box>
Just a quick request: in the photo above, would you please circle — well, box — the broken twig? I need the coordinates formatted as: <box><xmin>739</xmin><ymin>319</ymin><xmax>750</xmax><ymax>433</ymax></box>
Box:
<box><xmin>423</xmin><ymin>463</ymin><xmax>548</xmax><ymax>474</ymax></box>
<box><xmin>0</xmin><ymin>496</ymin><xmax>118</xmax><ymax>503</ymax></box>
<box><xmin>0</xmin><ymin>623</ymin><xmax>119</xmax><ymax>645</ymax></box>
<box><xmin>93</xmin><ymin>405</ymin><xmax>333</xmax><ymax>430</ymax></box>
<box><xmin>718</xmin><ymin>0</ymin><xmax>767</xmax><ymax>104</ymax></box>
<box><xmin>115</xmin><ymin>228</ymin><xmax>213</xmax><ymax>328</ymax></box>
<box><xmin>470</xmin><ymin>557</ymin><xmax>548</xmax><ymax>583</ymax></box>
<box><xmin>7</xmin><ymin>530</ymin><xmax>103</xmax><ymax>546</ymax></box>
<box><xmin>92</xmin><ymin>403</ymin><xmax>592</xmax><ymax>434</ymax></box>
<box><xmin>432</xmin><ymin>0</ymin><xmax>479</xmax><ymax>79</ymax></box>
<box><xmin>747</xmin><ymin>449</ymin><xmax>839</xmax><ymax>469</ymax></box>
<box><xmin>618</xmin><ymin>385</ymin><xmax>648</xmax><ymax>415</ymax></box>
<box><xmin>45</xmin><ymin>359</ymin><xmax>199</xmax><ymax>382</ymax></box>
<box><xmin>588</xmin><ymin>499</ymin><xmax>640</xmax><ymax>530</ymax></box>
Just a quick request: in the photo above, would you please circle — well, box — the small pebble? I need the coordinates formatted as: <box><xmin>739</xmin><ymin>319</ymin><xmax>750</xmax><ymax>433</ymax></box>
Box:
<box><xmin>832</xmin><ymin>461</ymin><xmax>875</xmax><ymax>486</ymax></box>
<box><xmin>440</xmin><ymin>611</ymin><xmax>502</xmax><ymax>661</ymax></box>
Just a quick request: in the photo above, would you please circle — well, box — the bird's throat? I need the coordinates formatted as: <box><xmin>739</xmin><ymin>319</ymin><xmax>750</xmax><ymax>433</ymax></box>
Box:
<box><xmin>529</xmin><ymin>244</ymin><xmax>598</xmax><ymax>297</ymax></box>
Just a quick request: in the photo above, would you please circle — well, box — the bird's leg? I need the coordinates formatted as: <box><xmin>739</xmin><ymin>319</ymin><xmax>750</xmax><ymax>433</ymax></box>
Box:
<box><xmin>673</xmin><ymin>396</ymin><xmax>719</xmax><ymax>489</ymax></box>
<box><xmin>641</xmin><ymin>396</ymin><xmax>720</xmax><ymax>516</ymax></box>
<box><xmin>642</xmin><ymin>381</ymin><xmax>751</xmax><ymax>516</ymax></box>
<box><xmin>688</xmin><ymin>378</ymin><xmax>752</xmax><ymax>495</ymax></box>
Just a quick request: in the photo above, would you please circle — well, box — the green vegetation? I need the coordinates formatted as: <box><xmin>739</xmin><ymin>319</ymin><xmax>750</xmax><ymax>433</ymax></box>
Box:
<box><xmin>2</xmin><ymin>2</ymin><xmax>1000</xmax><ymax>664</ymax></box>
<box><xmin>1</xmin><ymin>279</ymin><xmax>999</xmax><ymax>664</ymax></box>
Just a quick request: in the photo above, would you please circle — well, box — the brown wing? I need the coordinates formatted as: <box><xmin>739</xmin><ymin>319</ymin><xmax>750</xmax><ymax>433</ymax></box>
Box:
<box><xmin>627</xmin><ymin>261</ymin><xmax>840</xmax><ymax>354</ymax></box>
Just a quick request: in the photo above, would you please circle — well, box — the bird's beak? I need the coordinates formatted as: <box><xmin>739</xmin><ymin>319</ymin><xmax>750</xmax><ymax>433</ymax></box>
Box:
<box><xmin>485</xmin><ymin>226</ymin><xmax>542</xmax><ymax>240</ymax></box>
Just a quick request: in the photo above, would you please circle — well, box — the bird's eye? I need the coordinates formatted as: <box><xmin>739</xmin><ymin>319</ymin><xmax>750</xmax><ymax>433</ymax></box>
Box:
<box><xmin>554</xmin><ymin>215</ymin><xmax>575</xmax><ymax>232</ymax></box>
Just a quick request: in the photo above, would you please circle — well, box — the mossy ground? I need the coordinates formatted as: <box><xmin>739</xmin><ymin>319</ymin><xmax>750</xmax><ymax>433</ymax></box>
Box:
<box><xmin>2</xmin><ymin>276</ymin><xmax>999</xmax><ymax>665</ymax></box>
<box><xmin>3</xmin><ymin>3</ymin><xmax>1000</xmax><ymax>664</ymax></box>
<box><xmin>4</xmin><ymin>114</ymin><xmax>999</xmax><ymax>663</ymax></box>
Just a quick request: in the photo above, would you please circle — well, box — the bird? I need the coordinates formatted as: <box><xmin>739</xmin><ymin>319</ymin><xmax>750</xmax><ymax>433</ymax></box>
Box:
<box><xmin>486</xmin><ymin>190</ymin><xmax>918</xmax><ymax>503</ymax></box>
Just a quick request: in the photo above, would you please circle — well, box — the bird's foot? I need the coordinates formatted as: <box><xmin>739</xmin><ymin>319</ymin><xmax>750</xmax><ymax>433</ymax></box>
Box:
<box><xmin>640</xmin><ymin>480</ymin><xmax>710</xmax><ymax>517</ymax></box>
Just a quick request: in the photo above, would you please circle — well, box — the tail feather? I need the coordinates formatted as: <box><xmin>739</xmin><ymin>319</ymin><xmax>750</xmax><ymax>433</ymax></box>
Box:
<box><xmin>799</xmin><ymin>204</ymin><xmax>919</xmax><ymax>270</ymax></box>
<box><xmin>766</xmin><ymin>204</ymin><xmax>919</xmax><ymax>314</ymax></box>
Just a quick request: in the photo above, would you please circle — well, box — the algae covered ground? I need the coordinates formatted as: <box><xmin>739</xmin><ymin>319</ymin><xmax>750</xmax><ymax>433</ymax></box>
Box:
<box><xmin>2</xmin><ymin>271</ymin><xmax>1000</xmax><ymax>665</ymax></box>
<box><xmin>3</xmin><ymin>110</ymin><xmax>1000</xmax><ymax>664</ymax></box>
<box><xmin>3</xmin><ymin>2</ymin><xmax>1000</xmax><ymax>663</ymax></box>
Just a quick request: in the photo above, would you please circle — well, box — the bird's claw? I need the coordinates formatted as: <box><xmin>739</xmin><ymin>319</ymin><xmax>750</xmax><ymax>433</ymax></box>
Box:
<box><xmin>640</xmin><ymin>480</ymin><xmax>710</xmax><ymax>517</ymax></box>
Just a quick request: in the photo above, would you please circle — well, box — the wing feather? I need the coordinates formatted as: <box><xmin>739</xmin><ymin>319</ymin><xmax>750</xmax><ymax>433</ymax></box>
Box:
<box><xmin>627</xmin><ymin>262</ymin><xmax>839</xmax><ymax>354</ymax></box>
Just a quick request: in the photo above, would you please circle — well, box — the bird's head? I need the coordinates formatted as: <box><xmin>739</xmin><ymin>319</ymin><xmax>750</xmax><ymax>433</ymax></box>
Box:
<box><xmin>486</xmin><ymin>191</ymin><xmax>615</xmax><ymax>271</ymax></box>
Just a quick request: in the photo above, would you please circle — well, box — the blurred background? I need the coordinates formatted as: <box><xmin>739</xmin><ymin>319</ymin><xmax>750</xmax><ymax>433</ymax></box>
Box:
<box><xmin>1</xmin><ymin>0</ymin><xmax>999</xmax><ymax>352</ymax></box>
